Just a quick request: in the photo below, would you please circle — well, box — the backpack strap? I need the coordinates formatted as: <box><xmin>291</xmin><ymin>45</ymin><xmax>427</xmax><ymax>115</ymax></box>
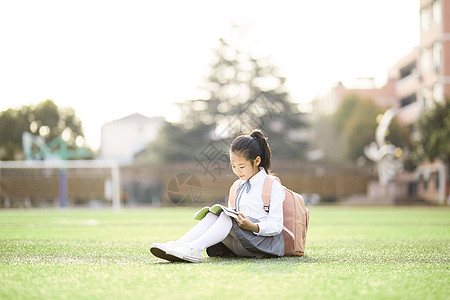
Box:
<box><xmin>262</xmin><ymin>175</ymin><xmax>281</xmax><ymax>214</ymax></box>
<box><xmin>228</xmin><ymin>179</ymin><xmax>241</xmax><ymax>209</ymax></box>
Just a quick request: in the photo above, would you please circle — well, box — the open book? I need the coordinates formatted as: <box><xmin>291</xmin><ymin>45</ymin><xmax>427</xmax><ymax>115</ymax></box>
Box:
<box><xmin>193</xmin><ymin>204</ymin><xmax>239</xmax><ymax>220</ymax></box>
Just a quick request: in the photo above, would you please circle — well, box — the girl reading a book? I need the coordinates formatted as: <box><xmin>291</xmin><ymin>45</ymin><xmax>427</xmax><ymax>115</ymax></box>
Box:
<box><xmin>150</xmin><ymin>129</ymin><xmax>285</xmax><ymax>262</ymax></box>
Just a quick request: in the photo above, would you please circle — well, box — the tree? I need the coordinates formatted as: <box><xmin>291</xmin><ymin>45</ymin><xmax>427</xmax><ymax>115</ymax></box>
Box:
<box><xmin>148</xmin><ymin>36</ymin><xmax>308</xmax><ymax>162</ymax></box>
<box><xmin>0</xmin><ymin>106</ymin><xmax>32</xmax><ymax>160</ymax></box>
<box><xmin>412</xmin><ymin>98</ymin><xmax>450</xmax><ymax>203</ymax></box>
<box><xmin>322</xmin><ymin>94</ymin><xmax>382</xmax><ymax>161</ymax></box>
<box><xmin>414</xmin><ymin>99</ymin><xmax>450</xmax><ymax>165</ymax></box>
<box><xmin>208</xmin><ymin>38</ymin><xmax>307</xmax><ymax>159</ymax></box>
<box><xmin>0</xmin><ymin>99</ymin><xmax>89</xmax><ymax>160</ymax></box>
<box><xmin>309</xmin><ymin>114</ymin><xmax>343</xmax><ymax>162</ymax></box>
<box><xmin>342</xmin><ymin>98</ymin><xmax>382</xmax><ymax>160</ymax></box>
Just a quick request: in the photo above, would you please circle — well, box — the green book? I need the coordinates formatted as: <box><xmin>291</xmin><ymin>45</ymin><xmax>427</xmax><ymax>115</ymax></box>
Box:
<box><xmin>193</xmin><ymin>204</ymin><xmax>239</xmax><ymax>220</ymax></box>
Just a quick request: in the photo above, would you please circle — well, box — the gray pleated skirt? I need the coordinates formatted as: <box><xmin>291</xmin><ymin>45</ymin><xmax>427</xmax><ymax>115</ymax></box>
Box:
<box><xmin>207</xmin><ymin>217</ymin><xmax>284</xmax><ymax>258</ymax></box>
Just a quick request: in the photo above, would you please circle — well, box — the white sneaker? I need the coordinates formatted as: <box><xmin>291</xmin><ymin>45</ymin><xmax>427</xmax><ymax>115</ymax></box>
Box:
<box><xmin>152</xmin><ymin>241</ymin><xmax>179</xmax><ymax>252</ymax></box>
<box><xmin>166</xmin><ymin>244</ymin><xmax>203</xmax><ymax>263</ymax></box>
<box><xmin>150</xmin><ymin>241</ymin><xmax>183</xmax><ymax>262</ymax></box>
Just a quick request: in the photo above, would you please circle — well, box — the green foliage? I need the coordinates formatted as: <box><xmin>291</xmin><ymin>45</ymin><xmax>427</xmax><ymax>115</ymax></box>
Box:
<box><xmin>334</xmin><ymin>94</ymin><xmax>362</xmax><ymax>132</ymax></box>
<box><xmin>322</xmin><ymin>94</ymin><xmax>383</xmax><ymax>162</ymax></box>
<box><xmin>341</xmin><ymin>96</ymin><xmax>381</xmax><ymax>160</ymax></box>
<box><xmin>415</xmin><ymin>99</ymin><xmax>450</xmax><ymax>164</ymax></box>
<box><xmin>0</xmin><ymin>107</ymin><xmax>32</xmax><ymax>160</ymax></box>
<box><xmin>386</xmin><ymin>116</ymin><xmax>412</xmax><ymax>149</ymax></box>
<box><xmin>33</xmin><ymin>100</ymin><xmax>60</xmax><ymax>139</ymax></box>
<box><xmin>0</xmin><ymin>207</ymin><xmax>449</xmax><ymax>300</ymax></box>
<box><xmin>0</xmin><ymin>99</ymin><xmax>87</xmax><ymax>160</ymax></box>
<box><xmin>313</xmin><ymin>94</ymin><xmax>411</xmax><ymax>162</ymax></box>
<box><xmin>310</xmin><ymin>114</ymin><xmax>342</xmax><ymax>162</ymax></box>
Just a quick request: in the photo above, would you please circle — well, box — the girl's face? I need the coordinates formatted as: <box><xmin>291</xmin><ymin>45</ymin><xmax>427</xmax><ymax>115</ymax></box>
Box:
<box><xmin>230</xmin><ymin>151</ymin><xmax>261</xmax><ymax>181</ymax></box>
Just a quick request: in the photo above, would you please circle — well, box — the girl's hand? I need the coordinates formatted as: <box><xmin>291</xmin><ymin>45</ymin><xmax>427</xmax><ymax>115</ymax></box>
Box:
<box><xmin>235</xmin><ymin>212</ymin><xmax>259</xmax><ymax>233</ymax></box>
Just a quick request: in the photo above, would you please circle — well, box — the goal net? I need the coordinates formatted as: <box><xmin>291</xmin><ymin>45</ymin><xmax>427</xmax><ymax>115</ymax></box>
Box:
<box><xmin>0</xmin><ymin>160</ymin><xmax>121</xmax><ymax>209</ymax></box>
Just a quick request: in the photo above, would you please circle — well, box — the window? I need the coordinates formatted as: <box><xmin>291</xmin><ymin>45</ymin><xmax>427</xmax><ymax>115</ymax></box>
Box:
<box><xmin>432</xmin><ymin>0</ymin><xmax>441</xmax><ymax>24</ymax></box>
<box><xmin>420</xmin><ymin>48</ymin><xmax>431</xmax><ymax>73</ymax></box>
<box><xmin>400</xmin><ymin>61</ymin><xmax>416</xmax><ymax>79</ymax></box>
<box><xmin>432</xmin><ymin>41</ymin><xmax>442</xmax><ymax>72</ymax></box>
<box><xmin>433</xmin><ymin>82</ymin><xmax>444</xmax><ymax>103</ymax></box>
<box><xmin>435</xmin><ymin>172</ymin><xmax>440</xmax><ymax>190</ymax></box>
<box><xmin>400</xmin><ymin>93</ymin><xmax>417</xmax><ymax>107</ymax></box>
<box><xmin>420</xmin><ymin>8</ymin><xmax>429</xmax><ymax>32</ymax></box>
<box><xmin>421</xmin><ymin>88</ymin><xmax>430</xmax><ymax>110</ymax></box>
<box><xmin>408</xmin><ymin>182</ymin><xmax>418</xmax><ymax>197</ymax></box>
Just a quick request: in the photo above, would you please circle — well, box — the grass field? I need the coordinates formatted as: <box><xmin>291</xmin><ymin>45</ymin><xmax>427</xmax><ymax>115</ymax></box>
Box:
<box><xmin>0</xmin><ymin>206</ymin><xmax>449</xmax><ymax>300</ymax></box>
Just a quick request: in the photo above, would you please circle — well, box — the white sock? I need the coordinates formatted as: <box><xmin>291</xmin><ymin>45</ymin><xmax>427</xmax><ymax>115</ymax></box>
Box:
<box><xmin>187</xmin><ymin>212</ymin><xmax>232</xmax><ymax>251</ymax></box>
<box><xmin>176</xmin><ymin>212</ymin><xmax>218</xmax><ymax>243</ymax></box>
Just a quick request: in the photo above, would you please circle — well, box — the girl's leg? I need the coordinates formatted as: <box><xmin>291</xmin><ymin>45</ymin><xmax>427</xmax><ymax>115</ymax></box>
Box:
<box><xmin>151</xmin><ymin>213</ymin><xmax>222</xmax><ymax>262</ymax></box>
<box><xmin>221</xmin><ymin>229</ymin><xmax>254</xmax><ymax>257</ymax></box>
<box><xmin>176</xmin><ymin>212</ymin><xmax>219</xmax><ymax>244</ymax></box>
<box><xmin>186</xmin><ymin>212</ymin><xmax>232</xmax><ymax>251</ymax></box>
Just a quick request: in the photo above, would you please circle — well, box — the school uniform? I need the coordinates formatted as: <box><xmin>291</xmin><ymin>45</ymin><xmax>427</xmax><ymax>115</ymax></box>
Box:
<box><xmin>207</xmin><ymin>168</ymin><xmax>285</xmax><ymax>258</ymax></box>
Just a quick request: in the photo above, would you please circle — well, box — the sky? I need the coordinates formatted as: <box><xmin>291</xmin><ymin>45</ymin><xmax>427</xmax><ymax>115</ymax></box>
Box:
<box><xmin>0</xmin><ymin>0</ymin><xmax>420</xmax><ymax>150</ymax></box>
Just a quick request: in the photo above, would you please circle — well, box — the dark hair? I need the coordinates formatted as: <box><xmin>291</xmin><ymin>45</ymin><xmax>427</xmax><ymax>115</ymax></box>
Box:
<box><xmin>230</xmin><ymin>129</ymin><xmax>272</xmax><ymax>173</ymax></box>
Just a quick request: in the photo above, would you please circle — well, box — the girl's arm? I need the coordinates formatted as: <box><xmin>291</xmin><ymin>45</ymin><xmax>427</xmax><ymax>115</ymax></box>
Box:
<box><xmin>235</xmin><ymin>212</ymin><xmax>260</xmax><ymax>232</ymax></box>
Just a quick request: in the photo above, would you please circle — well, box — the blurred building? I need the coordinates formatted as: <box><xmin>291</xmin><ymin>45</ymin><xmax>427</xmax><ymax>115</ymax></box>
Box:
<box><xmin>412</xmin><ymin>0</ymin><xmax>449</xmax><ymax>204</ymax></box>
<box><xmin>388</xmin><ymin>47</ymin><xmax>421</xmax><ymax>125</ymax></box>
<box><xmin>311</xmin><ymin>0</ymin><xmax>449</xmax><ymax>204</ymax></box>
<box><xmin>392</xmin><ymin>0</ymin><xmax>449</xmax><ymax>124</ymax></box>
<box><xmin>392</xmin><ymin>0</ymin><xmax>449</xmax><ymax>204</ymax></box>
<box><xmin>314</xmin><ymin>0</ymin><xmax>449</xmax><ymax>119</ymax></box>
<box><xmin>419</xmin><ymin>0</ymin><xmax>449</xmax><ymax>102</ymax></box>
<box><xmin>312</xmin><ymin>77</ymin><xmax>398</xmax><ymax>118</ymax></box>
<box><xmin>100</xmin><ymin>113</ymin><xmax>164</xmax><ymax>163</ymax></box>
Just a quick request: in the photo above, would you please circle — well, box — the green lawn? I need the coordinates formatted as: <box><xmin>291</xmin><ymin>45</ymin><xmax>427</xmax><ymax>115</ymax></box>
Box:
<box><xmin>1</xmin><ymin>206</ymin><xmax>449</xmax><ymax>300</ymax></box>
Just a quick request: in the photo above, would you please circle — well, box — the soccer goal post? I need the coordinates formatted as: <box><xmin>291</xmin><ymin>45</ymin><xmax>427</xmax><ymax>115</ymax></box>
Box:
<box><xmin>0</xmin><ymin>160</ymin><xmax>121</xmax><ymax>209</ymax></box>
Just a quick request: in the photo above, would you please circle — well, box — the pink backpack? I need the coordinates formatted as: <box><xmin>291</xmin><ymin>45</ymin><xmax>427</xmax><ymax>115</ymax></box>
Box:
<box><xmin>229</xmin><ymin>175</ymin><xmax>310</xmax><ymax>256</ymax></box>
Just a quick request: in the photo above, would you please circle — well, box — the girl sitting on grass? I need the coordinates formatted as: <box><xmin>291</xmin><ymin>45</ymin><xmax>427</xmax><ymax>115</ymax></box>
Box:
<box><xmin>150</xmin><ymin>129</ymin><xmax>285</xmax><ymax>262</ymax></box>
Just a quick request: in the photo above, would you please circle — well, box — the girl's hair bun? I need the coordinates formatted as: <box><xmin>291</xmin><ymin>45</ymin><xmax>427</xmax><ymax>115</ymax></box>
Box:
<box><xmin>250</xmin><ymin>130</ymin><xmax>264</xmax><ymax>140</ymax></box>
<box><xmin>231</xmin><ymin>129</ymin><xmax>272</xmax><ymax>173</ymax></box>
